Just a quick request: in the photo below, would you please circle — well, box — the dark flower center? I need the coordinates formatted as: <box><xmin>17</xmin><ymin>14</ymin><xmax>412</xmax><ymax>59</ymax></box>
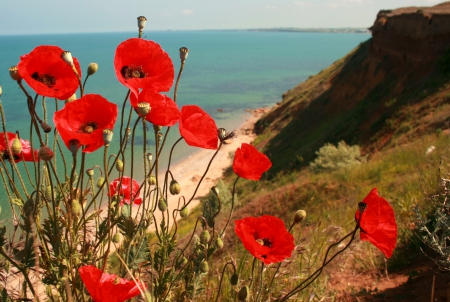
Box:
<box><xmin>31</xmin><ymin>72</ymin><xmax>56</xmax><ymax>88</ymax></box>
<box><xmin>79</xmin><ymin>121</ymin><xmax>98</xmax><ymax>134</ymax></box>
<box><xmin>254</xmin><ymin>233</ymin><xmax>273</xmax><ymax>248</ymax></box>
<box><xmin>121</xmin><ymin>65</ymin><xmax>147</xmax><ymax>79</ymax></box>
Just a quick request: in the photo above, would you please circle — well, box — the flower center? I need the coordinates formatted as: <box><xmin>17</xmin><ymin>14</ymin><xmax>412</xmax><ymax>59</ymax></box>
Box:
<box><xmin>79</xmin><ymin>121</ymin><xmax>98</xmax><ymax>134</ymax></box>
<box><xmin>121</xmin><ymin>65</ymin><xmax>147</xmax><ymax>79</ymax></box>
<box><xmin>31</xmin><ymin>72</ymin><xmax>56</xmax><ymax>88</ymax></box>
<box><xmin>254</xmin><ymin>234</ymin><xmax>273</xmax><ymax>248</ymax></box>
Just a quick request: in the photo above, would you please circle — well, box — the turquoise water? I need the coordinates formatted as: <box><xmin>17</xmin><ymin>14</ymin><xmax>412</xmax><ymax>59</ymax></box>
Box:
<box><xmin>0</xmin><ymin>30</ymin><xmax>370</xmax><ymax>218</ymax></box>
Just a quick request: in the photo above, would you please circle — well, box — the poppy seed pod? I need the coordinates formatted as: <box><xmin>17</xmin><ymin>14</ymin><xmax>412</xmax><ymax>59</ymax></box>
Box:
<box><xmin>136</xmin><ymin>102</ymin><xmax>151</xmax><ymax>117</ymax></box>
<box><xmin>11</xmin><ymin>137</ymin><xmax>22</xmax><ymax>154</ymax></box>
<box><xmin>153</xmin><ymin>124</ymin><xmax>162</xmax><ymax>132</ymax></box>
<box><xmin>215</xmin><ymin>237</ymin><xmax>224</xmax><ymax>249</ymax></box>
<box><xmin>87</xmin><ymin>63</ymin><xmax>98</xmax><ymax>76</ymax></box>
<box><xmin>200</xmin><ymin>230</ymin><xmax>210</xmax><ymax>244</ymax></box>
<box><xmin>158</xmin><ymin>197</ymin><xmax>167</xmax><ymax>212</ymax></box>
<box><xmin>96</xmin><ymin>177</ymin><xmax>105</xmax><ymax>189</ymax></box>
<box><xmin>169</xmin><ymin>180</ymin><xmax>181</xmax><ymax>195</ymax></box>
<box><xmin>9</xmin><ymin>66</ymin><xmax>22</xmax><ymax>81</ymax></box>
<box><xmin>230</xmin><ymin>273</ymin><xmax>238</xmax><ymax>286</ymax></box>
<box><xmin>121</xmin><ymin>204</ymin><xmax>131</xmax><ymax>218</ymax></box>
<box><xmin>137</xmin><ymin>16</ymin><xmax>147</xmax><ymax>30</ymax></box>
<box><xmin>146</xmin><ymin>153</ymin><xmax>153</xmax><ymax>162</ymax></box>
<box><xmin>103</xmin><ymin>129</ymin><xmax>113</xmax><ymax>145</ymax></box>
<box><xmin>115</xmin><ymin>159</ymin><xmax>124</xmax><ymax>172</ymax></box>
<box><xmin>180</xmin><ymin>206</ymin><xmax>189</xmax><ymax>218</ymax></box>
<box><xmin>61</xmin><ymin>51</ymin><xmax>74</xmax><ymax>66</ymax></box>
<box><xmin>238</xmin><ymin>286</ymin><xmax>249</xmax><ymax>301</ymax></box>
<box><xmin>294</xmin><ymin>210</ymin><xmax>306</xmax><ymax>224</ymax></box>
<box><xmin>71</xmin><ymin>199</ymin><xmax>82</xmax><ymax>218</ymax></box>
<box><xmin>38</xmin><ymin>145</ymin><xmax>54</xmax><ymax>161</ymax></box>
<box><xmin>147</xmin><ymin>174</ymin><xmax>156</xmax><ymax>186</ymax></box>
<box><xmin>179</xmin><ymin>47</ymin><xmax>189</xmax><ymax>62</ymax></box>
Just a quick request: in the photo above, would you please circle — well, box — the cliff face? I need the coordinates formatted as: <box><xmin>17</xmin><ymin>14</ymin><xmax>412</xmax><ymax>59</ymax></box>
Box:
<box><xmin>255</xmin><ymin>2</ymin><xmax>450</xmax><ymax>175</ymax></box>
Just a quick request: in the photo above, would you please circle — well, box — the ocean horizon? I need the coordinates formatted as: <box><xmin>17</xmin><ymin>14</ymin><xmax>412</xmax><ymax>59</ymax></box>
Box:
<box><xmin>0</xmin><ymin>30</ymin><xmax>370</xmax><ymax>218</ymax></box>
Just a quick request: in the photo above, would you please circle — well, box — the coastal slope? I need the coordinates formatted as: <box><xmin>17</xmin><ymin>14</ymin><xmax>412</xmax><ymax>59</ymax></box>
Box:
<box><xmin>254</xmin><ymin>2</ymin><xmax>450</xmax><ymax>175</ymax></box>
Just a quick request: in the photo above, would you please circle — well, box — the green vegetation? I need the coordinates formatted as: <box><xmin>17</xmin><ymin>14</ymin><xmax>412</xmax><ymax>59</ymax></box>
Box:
<box><xmin>310</xmin><ymin>141</ymin><xmax>363</xmax><ymax>173</ymax></box>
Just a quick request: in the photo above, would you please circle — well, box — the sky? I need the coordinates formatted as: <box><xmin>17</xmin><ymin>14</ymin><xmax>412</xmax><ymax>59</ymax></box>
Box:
<box><xmin>0</xmin><ymin>0</ymin><xmax>443</xmax><ymax>35</ymax></box>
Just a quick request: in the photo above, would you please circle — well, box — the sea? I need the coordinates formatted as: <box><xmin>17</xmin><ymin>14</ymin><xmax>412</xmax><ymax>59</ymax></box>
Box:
<box><xmin>0</xmin><ymin>30</ymin><xmax>370</xmax><ymax>218</ymax></box>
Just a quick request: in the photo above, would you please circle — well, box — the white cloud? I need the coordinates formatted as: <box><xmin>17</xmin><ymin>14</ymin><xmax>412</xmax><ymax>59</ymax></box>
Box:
<box><xmin>183</xmin><ymin>9</ymin><xmax>194</xmax><ymax>15</ymax></box>
<box><xmin>293</xmin><ymin>1</ymin><xmax>312</xmax><ymax>7</ymax></box>
<box><xmin>265</xmin><ymin>5</ymin><xmax>277</xmax><ymax>9</ymax></box>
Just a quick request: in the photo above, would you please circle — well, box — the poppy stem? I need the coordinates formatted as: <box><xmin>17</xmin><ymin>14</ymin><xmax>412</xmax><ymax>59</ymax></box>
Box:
<box><xmin>220</xmin><ymin>175</ymin><xmax>240</xmax><ymax>237</ymax></box>
<box><xmin>280</xmin><ymin>224</ymin><xmax>360</xmax><ymax>301</ymax></box>
<box><xmin>214</xmin><ymin>261</ymin><xmax>237</xmax><ymax>302</ymax></box>
<box><xmin>173</xmin><ymin>61</ymin><xmax>185</xmax><ymax>103</ymax></box>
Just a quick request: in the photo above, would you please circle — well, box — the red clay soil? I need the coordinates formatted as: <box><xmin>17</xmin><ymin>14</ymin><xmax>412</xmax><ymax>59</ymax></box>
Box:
<box><xmin>332</xmin><ymin>257</ymin><xmax>450</xmax><ymax>301</ymax></box>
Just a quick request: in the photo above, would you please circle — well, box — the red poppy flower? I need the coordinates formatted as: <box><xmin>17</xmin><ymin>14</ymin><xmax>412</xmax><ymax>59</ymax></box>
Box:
<box><xmin>179</xmin><ymin>105</ymin><xmax>218</xmax><ymax>149</ymax></box>
<box><xmin>114</xmin><ymin>38</ymin><xmax>174</xmax><ymax>97</ymax></box>
<box><xmin>53</xmin><ymin>94</ymin><xmax>118</xmax><ymax>153</ymax></box>
<box><xmin>18</xmin><ymin>45</ymin><xmax>81</xmax><ymax>100</ymax></box>
<box><xmin>78</xmin><ymin>265</ymin><xmax>144</xmax><ymax>302</ymax></box>
<box><xmin>233</xmin><ymin>143</ymin><xmax>272</xmax><ymax>180</ymax></box>
<box><xmin>0</xmin><ymin>132</ymin><xmax>39</xmax><ymax>163</ymax></box>
<box><xmin>355</xmin><ymin>188</ymin><xmax>397</xmax><ymax>258</ymax></box>
<box><xmin>235</xmin><ymin>215</ymin><xmax>295</xmax><ymax>265</ymax></box>
<box><xmin>130</xmin><ymin>89</ymin><xmax>180</xmax><ymax>126</ymax></box>
<box><xmin>109</xmin><ymin>176</ymin><xmax>142</xmax><ymax>206</ymax></box>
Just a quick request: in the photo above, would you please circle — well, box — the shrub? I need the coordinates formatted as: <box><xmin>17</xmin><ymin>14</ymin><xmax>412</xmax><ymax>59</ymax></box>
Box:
<box><xmin>310</xmin><ymin>141</ymin><xmax>363</xmax><ymax>173</ymax></box>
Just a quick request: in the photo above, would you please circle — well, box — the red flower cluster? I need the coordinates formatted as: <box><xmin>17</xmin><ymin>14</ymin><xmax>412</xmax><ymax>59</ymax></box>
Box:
<box><xmin>114</xmin><ymin>38</ymin><xmax>174</xmax><ymax>98</ymax></box>
<box><xmin>235</xmin><ymin>215</ymin><xmax>295</xmax><ymax>265</ymax></box>
<box><xmin>53</xmin><ymin>94</ymin><xmax>118</xmax><ymax>153</ymax></box>
<box><xmin>179</xmin><ymin>105</ymin><xmax>218</xmax><ymax>149</ymax></box>
<box><xmin>355</xmin><ymin>188</ymin><xmax>397</xmax><ymax>258</ymax></box>
<box><xmin>129</xmin><ymin>89</ymin><xmax>180</xmax><ymax>126</ymax></box>
<box><xmin>233</xmin><ymin>143</ymin><xmax>272</xmax><ymax>180</ymax></box>
<box><xmin>78</xmin><ymin>265</ymin><xmax>144</xmax><ymax>302</ymax></box>
<box><xmin>0</xmin><ymin>132</ymin><xmax>39</xmax><ymax>163</ymax></box>
<box><xmin>18</xmin><ymin>45</ymin><xmax>81</xmax><ymax>100</ymax></box>
<box><xmin>109</xmin><ymin>176</ymin><xmax>142</xmax><ymax>206</ymax></box>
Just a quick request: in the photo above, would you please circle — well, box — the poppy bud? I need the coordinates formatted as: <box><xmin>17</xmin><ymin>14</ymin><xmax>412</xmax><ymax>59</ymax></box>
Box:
<box><xmin>153</xmin><ymin>124</ymin><xmax>162</xmax><ymax>132</ymax></box>
<box><xmin>211</xmin><ymin>186</ymin><xmax>219</xmax><ymax>198</ymax></box>
<box><xmin>294</xmin><ymin>210</ymin><xmax>306</xmax><ymax>224</ymax></box>
<box><xmin>215</xmin><ymin>237</ymin><xmax>224</xmax><ymax>249</ymax></box>
<box><xmin>136</xmin><ymin>102</ymin><xmax>151</xmax><ymax>117</ymax></box>
<box><xmin>179</xmin><ymin>47</ymin><xmax>189</xmax><ymax>62</ymax></box>
<box><xmin>230</xmin><ymin>273</ymin><xmax>238</xmax><ymax>285</ymax></box>
<box><xmin>217</xmin><ymin>128</ymin><xmax>227</xmax><ymax>141</ymax></box>
<box><xmin>147</xmin><ymin>174</ymin><xmax>156</xmax><ymax>186</ymax></box>
<box><xmin>112</xmin><ymin>233</ymin><xmax>120</xmax><ymax>243</ymax></box>
<box><xmin>169</xmin><ymin>180</ymin><xmax>181</xmax><ymax>195</ymax></box>
<box><xmin>158</xmin><ymin>197</ymin><xmax>167</xmax><ymax>211</ymax></box>
<box><xmin>9</xmin><ymin>66</ymin><xmax>22</xmax><ymax>81</ymax></box>
<box><xmin>66</xmin><ymin>93</ymin><xmax>77</xmax><ymax>102</ymax></box>
<box><xmin>61</xmin><ymin>51</ymin><xmax>74</xmax><ymax>66</ymax></box>
<box><xmin>38</xmin><ymin>145</ymin><xmax>54</xmax><ymax>161</ymax></box>
<box><xmin>103</xmin><ymin>129</ymin><xmax>113</xmax><ymax>145</ymax></box>
<box><xmin>199</xmin><ymin>260</ymin><xmax>209</xmax><ymax>273</ymax></box>
<box><xmin>96</xmin><ymin>177</ymin><xmax>105</xmax><ymax>188</ymax></box>
<box><xmin>115</xmin><ymin>159</ymin><xmax>124</xmax><ymax>172</ymax></box>
<box><xmin>86</xmin><ymin>168</ymin><xmax>94</xmax><ymax>178</ymax></box>
<box><xmin>238</xmin><ymin>286</ymin><xmax>249</xmax><ymax>301</ymax></box>
<box><xmin>121</xmin><ymin>204</ymin><xmax>131</xmax><ymax>218</ymax></box>
<box><xmin>40</xmin><ymin>121</ymin><xmax>52</xmax><ymax>133</ymax></box>
<box><xmin>23</xmin><ymin>198</ymin><xmax>35</xmax><ymax>217</ymax></box>
<box><xmin>137</xmin><ymin>16</ymin><xmax>147</xmax><ymax>30</ymax></box>
<box><xmin>180</xmin><ymin>206</ymin><xmax>189</xmax><ymax>218</ymax></box>
<box><xmin>45</xmin><ymin>186</ymin><xmax>54</xmax><ymax>200</ymax></box>
<box><xmin>87</xmin><ymin>63</ymin><xmax>98</xmax><ymax>76</ymax></box>
<box><xmin>11</xmin><ymin>137</ymin><xmax>22</xmax><ymax>154</ymax></box>
<box><xmin>68</xmin><ymin>139</ymin><xmax>80</xmax><ymax>155</ymax></box>
<box><xmin>71</xmin><ymin>199</ymin><xmax>82</xmax><ymax>218</ymax></box>
<box><xmin>200</xmin><ymin>230</ymin><xmax>210</xmax><ymax>244</ymax></box>
<box><xmin>177</xmin><ymin>256</ymin><xmax>188</xmax><ymax>268</ymax></box>
<box><xmin>146</xmin><ymin>153</ymin><xmax>153</xmax><ymax>162</ymax></box>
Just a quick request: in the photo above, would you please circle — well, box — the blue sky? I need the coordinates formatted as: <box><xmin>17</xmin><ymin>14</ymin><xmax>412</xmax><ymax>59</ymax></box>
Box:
<box><xmin>1</xmin><ymin>0</ymin><xmax>442</xmax><ymax>35</ymax></box>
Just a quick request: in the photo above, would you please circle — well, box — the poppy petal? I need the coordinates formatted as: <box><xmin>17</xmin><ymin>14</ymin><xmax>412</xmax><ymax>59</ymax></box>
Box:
<box><xmin>179</xmin><ymin>105</ymin><xmax>218</xmax><ymax>149</ymax></box>
<box><xmin>233</xmin><ymin>143</ymin><xmax>271</xmax><ymax>180</ymax></box>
